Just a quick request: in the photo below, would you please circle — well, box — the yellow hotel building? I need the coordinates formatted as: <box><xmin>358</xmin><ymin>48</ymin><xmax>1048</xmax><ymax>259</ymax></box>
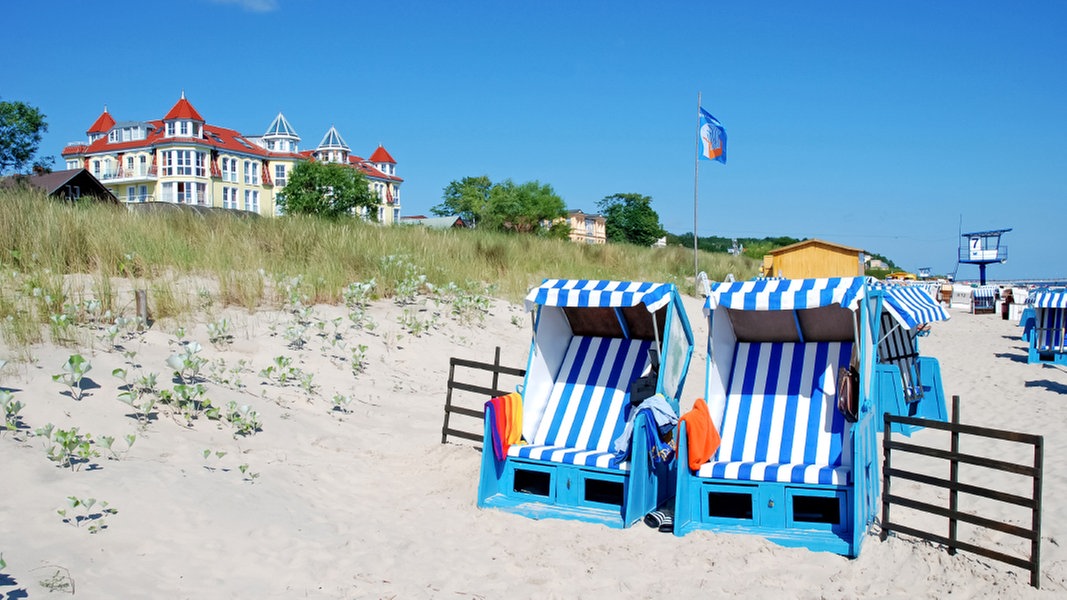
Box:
<box><xmin>61</xmin><ymin>93</ymin><xmax>402</xmax><ymax>223</ymax></box>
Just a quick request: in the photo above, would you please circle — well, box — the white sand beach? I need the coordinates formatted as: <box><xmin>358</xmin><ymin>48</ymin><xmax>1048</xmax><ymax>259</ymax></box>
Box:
<box><xmin>1</xmin><ymin>292</ymin><xmax>1064</xmax><ymax>598</ymax></box>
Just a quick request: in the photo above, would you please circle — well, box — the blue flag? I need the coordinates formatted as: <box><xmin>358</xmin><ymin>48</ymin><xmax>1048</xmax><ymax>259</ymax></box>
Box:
<box><xmin>699</xmin><ymin>108</ymin><xmax>727</xmax><ymax>164</ymax></box>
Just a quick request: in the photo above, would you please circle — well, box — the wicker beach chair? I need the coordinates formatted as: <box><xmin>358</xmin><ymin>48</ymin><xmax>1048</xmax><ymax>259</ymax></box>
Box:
<box><xmin>1028</xmin><ymin>290</ymin><xmax>1067</xmax><ymax>365</ymax></box>
<box><xmin>871</xmin><ymin>284</ymin><xmax>949</xmax><ymax>435</ymax></box>
<box><xmin>478</xmin><ymin>279</ymin><xmax>693</xmax><ymax>528</ymax></box>
<box><xmin>673</xmin><ymin>277</ymin><xmax>880</xmax><ymax>557</ymax></box>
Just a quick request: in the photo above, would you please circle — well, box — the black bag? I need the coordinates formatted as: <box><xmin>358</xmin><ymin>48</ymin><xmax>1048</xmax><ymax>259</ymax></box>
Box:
<box><xmin>629</xmin><ymin>349</ymin><xmax>661</xmax><ymax>407</ymax></box>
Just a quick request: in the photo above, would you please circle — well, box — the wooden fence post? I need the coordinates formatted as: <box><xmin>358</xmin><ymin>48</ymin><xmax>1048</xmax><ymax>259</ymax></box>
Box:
<box><xmin>948</xmin><ymin>395</ymin><xmax>960</xmax><ymax>555</ymax></box>
<box><xmin>880</xmin><ymin>411</ymin><xmax>892</xmax><ymax>541</ymax></box>
<box><xmin>135</xmin><ymin>289</ymin><xmax>149</xmax><ymax>329</ymax></box>
<box><xmin>1032</xmin><ymin>437</ymin><xmax>1044</xmax><ymax>588</ymax></box>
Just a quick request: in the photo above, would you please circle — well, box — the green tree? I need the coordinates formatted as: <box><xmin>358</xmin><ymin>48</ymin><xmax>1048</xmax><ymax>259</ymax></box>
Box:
<box><xmin>0</xmin><ymin>99</ymin><xmax>52</xmax><ymax>175</ymax></box>
<box><xmin>597</xmin><ymin>193</ymin><xmax>666</xmax><ymax>246</ymax></box>
<box><xmin>277</xmin><ymin>161</ymin><xmax>378</xmax><ymax>220</ymax></box>
<box><xmin>431</xmin><ymin>175</ymin><xmax>492</xmax><ymax>226</ymax></box>
<box><xmin>482</xmin><ymin>179</ymin><xmax>567</xmax><ymax>235</ymax></box>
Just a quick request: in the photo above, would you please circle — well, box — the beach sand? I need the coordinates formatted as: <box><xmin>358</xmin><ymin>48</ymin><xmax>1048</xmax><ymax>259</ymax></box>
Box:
<box><xmin>0</xmin><ymin>293</ymin><xmax>1064</xmax><ymax>598</ymax></box>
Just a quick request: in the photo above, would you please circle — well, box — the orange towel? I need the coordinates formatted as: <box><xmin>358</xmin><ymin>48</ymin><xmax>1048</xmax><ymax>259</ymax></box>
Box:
<box><xmin>679</xmin><ymin>398</ymin><xmax>720</xmax><ymax>471</ymax></box>
<box><xmin>502</xmin><ymin>392</ymin><xmax>523</xmax><ymax>447</ymax></box>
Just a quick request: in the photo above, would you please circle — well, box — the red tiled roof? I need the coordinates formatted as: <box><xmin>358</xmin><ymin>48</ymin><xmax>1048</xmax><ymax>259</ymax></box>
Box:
<box><xmin>87</xmin><ymin>110</ymin><xmax>115</xmax><ymax>134</ymax></box>
<box><xmin>369</xmin><ymin>145</ymin><xmax>396</xmax><ymax>164</ymax></box>
<box><xmin>67</xmin><ymin>119</ymin><xmax>276</xmax><ymax>160</ymax></box>
<box><xmin>164</xmin><ymin>96</ymin><xmax>205</xmax><ymax>122</ymax></box>
<box><xmin>348</xmin><ymin>155</ymin><xmax>403</xmax><ymax>182</ymax></box>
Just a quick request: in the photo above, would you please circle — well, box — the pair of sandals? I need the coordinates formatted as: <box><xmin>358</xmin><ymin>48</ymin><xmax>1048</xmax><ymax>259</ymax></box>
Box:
<box><xmin>643</xmin><ymin>507</ymin><xmax>673</xmax><ymax>533</ymax></box>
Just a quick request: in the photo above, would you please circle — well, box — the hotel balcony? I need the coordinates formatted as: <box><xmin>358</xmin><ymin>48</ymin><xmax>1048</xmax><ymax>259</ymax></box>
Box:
<box><xmin>95</xmin><ymin>167</ymin><xmax>158</xmax><ymax>182</ymax></box>
<box><xmin>122</xmin><ymin>194</ymin><xmax>156</xmax><ymax>204</ymax></box>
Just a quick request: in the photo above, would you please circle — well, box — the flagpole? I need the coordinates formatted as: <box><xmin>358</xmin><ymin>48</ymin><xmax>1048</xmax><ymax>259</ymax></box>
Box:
<box><xmin>693</xmin><ymin>91</ymin><xmax>702</xmax><ymax>297</ymax></box>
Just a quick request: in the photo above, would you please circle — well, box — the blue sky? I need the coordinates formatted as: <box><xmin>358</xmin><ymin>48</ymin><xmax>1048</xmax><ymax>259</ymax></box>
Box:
<box><xmin>4</xmin><ymin>1</ymin><xmax>1065</xmax><ymax>280</ymax></box>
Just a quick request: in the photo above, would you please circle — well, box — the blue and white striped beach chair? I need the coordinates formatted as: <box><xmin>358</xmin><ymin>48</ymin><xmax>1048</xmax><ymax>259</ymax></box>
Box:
<box><xmin>1028</xmin><ymin>290</ymin><xmax>1067</xmax><ymax>365</ymax></box>
<box><xmin>478</xmin><ymin>279</ymin><xmax>694</xmax><ymax>528</ymax></box>
<box><xmin>972</xmin><ymin>286</ymin><xmax>997</xmax><ymax>314</ymax></box>
<box><xmin>674</xmin><ymin>277</ymin><xmax>879</xmax><ymax>557</ymax></box>
<box><xmin>871</xmin><ymin>284</ymin><xmax>949</xmax><ymax>435</ymax></box>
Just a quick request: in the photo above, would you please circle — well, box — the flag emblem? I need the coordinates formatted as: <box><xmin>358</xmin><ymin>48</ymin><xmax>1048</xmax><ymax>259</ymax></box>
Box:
<box><xmin>699</xmin><ymin>108</ymin><xmax>727</xmax><ymax>164</ymax></box>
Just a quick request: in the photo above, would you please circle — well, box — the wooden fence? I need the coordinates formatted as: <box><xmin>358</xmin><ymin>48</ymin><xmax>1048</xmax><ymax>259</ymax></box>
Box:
<box><xmin>440</xmin><ymin>346</ymin><xmax>526</xmax><ymax>445</ymax></box>
<box><xmin>881</xmin><ymin>395</ymin><xmax>1044</xmax><ymax>588</ymax></box>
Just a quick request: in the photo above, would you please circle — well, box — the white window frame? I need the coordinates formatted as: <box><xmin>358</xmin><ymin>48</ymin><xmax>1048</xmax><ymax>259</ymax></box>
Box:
<box><xmin>244</xmin><ymin>189</ymin><xmax>259</xmax><ymax>213</ymax></box>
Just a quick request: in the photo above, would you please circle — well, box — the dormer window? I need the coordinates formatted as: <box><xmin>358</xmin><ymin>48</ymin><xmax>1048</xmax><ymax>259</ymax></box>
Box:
<box><xmin>165</xmin><ymin>120</ymin><xmax>200</xmax><ymax>138</ymax></box>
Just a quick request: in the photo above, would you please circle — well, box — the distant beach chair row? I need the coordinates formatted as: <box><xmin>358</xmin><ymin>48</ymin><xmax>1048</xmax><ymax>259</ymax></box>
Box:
<box><xmin>477</xmin><ymin>277</ymin><xmax>950</xmax><ymax>558</ymax></box>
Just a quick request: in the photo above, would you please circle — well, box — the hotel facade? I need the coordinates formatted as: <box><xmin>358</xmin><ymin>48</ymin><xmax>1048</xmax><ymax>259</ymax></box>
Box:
<box><xmin>61</xmin><ymin>94</ymin><xmax>403</xmax><ymax>223</ymax></box>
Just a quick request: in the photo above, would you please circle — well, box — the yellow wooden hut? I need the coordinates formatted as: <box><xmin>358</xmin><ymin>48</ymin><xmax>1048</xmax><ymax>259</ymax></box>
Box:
<box><xmin>759</xmin><ymin>239</ymin><xmax>866</xmax><ymax>279</ymax></box>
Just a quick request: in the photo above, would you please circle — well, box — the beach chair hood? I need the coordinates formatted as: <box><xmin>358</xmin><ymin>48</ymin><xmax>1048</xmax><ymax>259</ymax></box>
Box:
<box><xmin>704</xmin><ymin>276</ymin><xmax>866</xmax><ymax>314</ymax></box>
<box><xmin>524</xmin><ymin>279</ymin><xmax>675</xmax><ymax>313</ymax></box>
<box><xmin>522</xmin><ymin>279</ymin><xmax>693</xmax><ymax>444</ymax></box>
<box><xmin>1031</xmin><ymin>290</ymin><xmax>1067</xmax><ymax>309</ymax></box>
<box><xmin>874</xmin><ymin>284</ymin><xmax>950</xmax><ymax>330</ymax></box>
<box><xmin>702</xmin><ymin>276</ymin><xmax>873</xmax><ymax>432</ymax></box>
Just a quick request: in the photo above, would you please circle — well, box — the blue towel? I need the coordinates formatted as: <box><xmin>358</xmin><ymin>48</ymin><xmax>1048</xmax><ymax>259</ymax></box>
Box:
<box><xmin>610</xmin><ymin>394</ymin><xmax>677</xmax><ymax>468</ymax></box>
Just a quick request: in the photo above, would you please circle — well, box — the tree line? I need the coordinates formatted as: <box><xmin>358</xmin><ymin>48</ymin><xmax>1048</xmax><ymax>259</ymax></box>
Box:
<box><xmin>430</xmin><ymin>175</ymin><xmax>667</xmax><ymax>246</ymax></box>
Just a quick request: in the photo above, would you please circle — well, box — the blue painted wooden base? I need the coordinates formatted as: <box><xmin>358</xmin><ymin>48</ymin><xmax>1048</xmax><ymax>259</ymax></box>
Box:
<box><xmin>674</xmin><ymin>479</ymin><xmax>856</xmax><ymax>555</ymax></box>
<box><xmin>1028</xmin><ymin>347</ymin><xmax>1067</xmax><ymax>365</ymax></box>
<box><xmin>874</xmin><ymin>357</ymin><xmax>947</xmax><ymax>436</ymax></box>
<box><xmin>673</xmin><ymin>416</ymin><xmax>877</xmax><ymax>558</ymax></box>
<box><xmin>477</xmin><ymin>417</ymin><xmax>672</xmax><ymax>528</ymax></box>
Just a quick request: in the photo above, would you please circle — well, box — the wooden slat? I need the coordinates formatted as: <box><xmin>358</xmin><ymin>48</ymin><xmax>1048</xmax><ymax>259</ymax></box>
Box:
<box><xmin>886</xmin><ymin>467</ymin><xmax>1036</xmax><ymax>508</ymax></box>
<box><xmin>885</xmin><ymin>523</ymin><xmax>1034</xmax><ymax>571</ymax></box>
<box><xmin>888</xmin><ymin>414</ymin><xmax>1042</xmax><ymax>444</ymax></box>
<box><xmin>443</xmin><ymin>428</ymin><xmax>483</xmax><ymax>443</ymax></box>
<box><xmin>447</xmin><ymin>405</ymin><xmax>485</xmax><ymax>420</ymax></box>
<box><xmin>448</xmin><ymin>381</ymin><xmax>514</xmax><ymax>398</ymax></box>
<box><xmin>886</xmin><ymin>494</ymin><xmax>1037</xmax><ymax>540</ymax></box>
<box><xmin>886</xmin><ymin>440</ymin><xmax>1038</xmax><ymax>477</ymax></box>
<box><xmin>449</xmin><ymin>357</ymin><xmax>526</xmax><ymax>377</ymax></box>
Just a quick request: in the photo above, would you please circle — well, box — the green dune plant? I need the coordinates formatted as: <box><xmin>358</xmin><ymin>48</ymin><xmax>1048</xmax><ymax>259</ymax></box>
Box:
<box><xmin>58</xmin><ymin>496</ymin><xmax>117</xmax><ymax>533</ymax></box>
<box><xmin>1</xmin><ymin>389</ymin><xmax>24</xmax><ymax>434</ymax></box>
<box><xmin>37</xmin><ymin>425</ymin><xmax>97</xmax><ymax>471</ymax></box>
<box><xmin>52</xmin><ymin>354</ymin><xmax>92</xmax><ymax>400</ymax></box>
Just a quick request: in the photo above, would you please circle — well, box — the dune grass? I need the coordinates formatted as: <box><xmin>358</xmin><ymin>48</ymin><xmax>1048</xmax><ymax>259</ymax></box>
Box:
<box><xmin>0</xmin><ymin>189</ymin><xmax>757</xmax><ymax>348</ymax></box>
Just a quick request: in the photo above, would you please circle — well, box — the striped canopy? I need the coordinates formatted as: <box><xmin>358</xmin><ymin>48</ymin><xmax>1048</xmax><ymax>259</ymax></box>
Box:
<box><xmin>704</xmin><ymin>276</ymin><xmax>866</xmax><ymax>314</ymax></box>
<box><xmin>973</xmin><ymin>287</ymin><xmax>998</xmax><ymax>298</ymax></box>
<box><xmin>1031</xmin><ymin>290</ymin><xmax>1067</xmax><ymax>309</ymax></box>
<box><xmin>524</xmin><ymin>279</ymin><xmax>675</xmax><ymax>312</ymax></box>
<box><xmin>876</xmin><ymin>284</ymin><xmax>950</xmax><ymax>329</ymax></box>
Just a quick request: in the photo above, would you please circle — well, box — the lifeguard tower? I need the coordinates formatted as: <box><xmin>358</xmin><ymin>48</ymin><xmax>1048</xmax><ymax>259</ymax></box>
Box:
<box><xmin>958</xmin><ymin>229</ymin><xmax>1011</xmax><ymax>285</ymax></box>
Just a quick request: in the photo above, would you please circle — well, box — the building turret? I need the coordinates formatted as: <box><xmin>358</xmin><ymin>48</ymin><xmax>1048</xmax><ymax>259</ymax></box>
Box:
<box><xmin>368</xmin><ymin>145</ymin><xmax>396</xmax><ymax>177</ymax></box>
<box><xmin>162</xmin><ymin>91</ymin><xmax>205</xmax><ymax>139</ymax></box>
<box><xmin>262</xmin><ymin>112</ymin><xmax>300</xmax><ymax>153</ymax></box>
<box><xmin>315</xmin><ymin>126</ymin><xmax>349</xmax><ymax>163</ymax></box>
<box><xmin>86</xmin><ymin>106</ymin><xmax>115</xmax><ymax>143</ymax></box>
